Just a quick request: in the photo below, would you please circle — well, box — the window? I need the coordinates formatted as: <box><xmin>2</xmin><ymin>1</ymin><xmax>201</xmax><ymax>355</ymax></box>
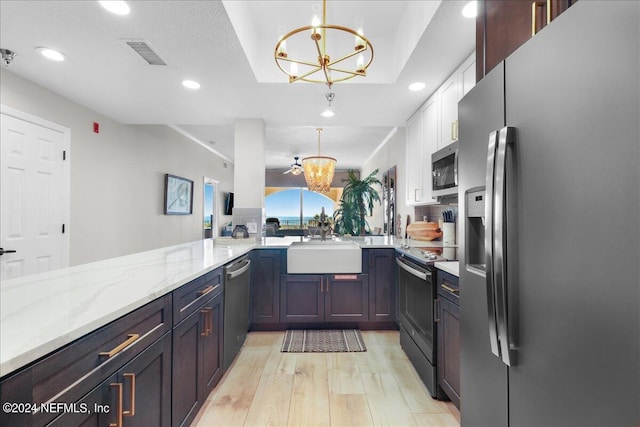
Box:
<box><xmin>265</xmin><ymin>188</ymin><xmax>335</xmax><ymax>231</ymax></box>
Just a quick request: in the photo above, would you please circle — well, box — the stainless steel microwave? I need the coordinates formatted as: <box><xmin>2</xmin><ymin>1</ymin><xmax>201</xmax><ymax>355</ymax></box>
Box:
<box><xmin>431</xmin><ymin>142</ymin><xmax>458</xmax><ymax>197</ymax></box>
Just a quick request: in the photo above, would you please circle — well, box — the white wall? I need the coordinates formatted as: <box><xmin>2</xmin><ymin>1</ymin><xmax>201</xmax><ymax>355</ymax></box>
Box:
<box><xmin>1</xmin><ymin>69</ymin><xmax>234</xmax><ymax>265</ymax></box>
<box><xmin>361</xmin><ymin>127</ymin><xmax>408</xmax><ymax>236</ymax></box>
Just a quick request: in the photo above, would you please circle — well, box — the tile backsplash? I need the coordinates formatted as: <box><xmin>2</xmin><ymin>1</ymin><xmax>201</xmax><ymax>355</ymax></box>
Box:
<box><xmin>414</xmin><ymin>204</ymin><xmax>458</xmax><ymax>225</ymax></box>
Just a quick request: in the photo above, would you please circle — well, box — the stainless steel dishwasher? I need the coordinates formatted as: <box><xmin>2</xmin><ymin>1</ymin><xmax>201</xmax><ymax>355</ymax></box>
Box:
<box><xmin>223</xmin><ymin>255</ymin><xmax>251</xmax><ymax>371</ymax></box>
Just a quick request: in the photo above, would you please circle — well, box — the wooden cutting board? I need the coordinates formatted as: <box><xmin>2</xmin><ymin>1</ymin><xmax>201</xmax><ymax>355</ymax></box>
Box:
<box><xmin>406</xmin><ymin>221</ymin><xmax>442</xmax><ymax>241</ymax></box>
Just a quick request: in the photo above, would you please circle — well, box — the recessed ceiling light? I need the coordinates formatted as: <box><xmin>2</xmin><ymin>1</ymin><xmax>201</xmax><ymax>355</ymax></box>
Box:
<box><xmin>321</xmin><ymin>109</ymin><xmax>335</xmax><ymax>118</ymax></box>
<box><xmin>36</xmin><ymin>47</ymin><xmax>66</xmax><ymax>62</ymax></box>
<box><xmin>99</xmin><ymin>1</ymin><xmax>130</xmax><ymax>15</ymax></box>
<box><xmin>182</xmin><ymin>80</ymin><xmax>201</xmax><ymax>90</ymax></box>
<box><xmin>462</xmin><ymin>1</ymin><xmax>477</xmax><ymax>18</ymax></box>
<box><xmin>409</xmin><ymin>82</ymin><xmax>426</xmax><ymax>91</ymax></box>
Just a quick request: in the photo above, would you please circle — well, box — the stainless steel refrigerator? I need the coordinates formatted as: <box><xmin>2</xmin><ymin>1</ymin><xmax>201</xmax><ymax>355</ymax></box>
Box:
<box><xmin>458</xmin><ymin>2</ymin><xmax>639</xmax><ymax>426</ymax></box>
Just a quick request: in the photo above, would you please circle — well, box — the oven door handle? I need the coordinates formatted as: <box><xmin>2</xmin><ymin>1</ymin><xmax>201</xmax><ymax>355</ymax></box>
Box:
<box><xmin>396</xmin><ymin>258</ymin><xmax>430</xmax><ymax>280</ymax></box>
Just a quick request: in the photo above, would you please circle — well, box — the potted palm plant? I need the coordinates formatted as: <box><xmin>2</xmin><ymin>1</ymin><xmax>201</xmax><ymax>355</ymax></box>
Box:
<box><xmin>333</xmin><ymin>169</ymin><xmax>382</xmax><ymax>236</ymax></box>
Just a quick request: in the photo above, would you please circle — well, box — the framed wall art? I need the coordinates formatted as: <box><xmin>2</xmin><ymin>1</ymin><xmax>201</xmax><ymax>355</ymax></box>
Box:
<box><xmin>164</xmin><ymin>174</ymin><xmax>193</xmax><ymax>215</ymax></box>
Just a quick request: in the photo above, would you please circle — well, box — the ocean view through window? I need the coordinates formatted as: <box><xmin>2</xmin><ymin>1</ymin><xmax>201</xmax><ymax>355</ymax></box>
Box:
<box><xmin>265</xmin><ymin>188</ymin><xmax>335</xmax><ymax>230</ymax></box>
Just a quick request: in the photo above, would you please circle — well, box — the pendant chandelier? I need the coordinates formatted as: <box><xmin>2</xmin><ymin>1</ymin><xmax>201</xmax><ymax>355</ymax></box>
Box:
<box><xmin>302</xmin><ymin>128</ymin><xmax>336</xmax><ymax>194</ymax></box>
<box><xmin>274</xmin><ymin>0</ymin><xmax>374</xmax><ymax>88</ymax></box>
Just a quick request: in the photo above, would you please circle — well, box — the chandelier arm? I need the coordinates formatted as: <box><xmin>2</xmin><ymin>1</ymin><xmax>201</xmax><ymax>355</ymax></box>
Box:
<box><xmin>289</xmin><ymin>66</ymin><xmax>324</xmax><ymax>83</ymax></box>
<box><xmin>327</xmin><ymin>48</ymin><xmax>373</xmax><ymax>69</ymax></box>
<box><xmin>326</xmin><ymin>67</ymin><xmax>364</xmax><ymax>77</ymax></box>
<box><xmin>277</xmin><ymin>56</ymin><xmax>325</xmax><ymax>68</ymax></box>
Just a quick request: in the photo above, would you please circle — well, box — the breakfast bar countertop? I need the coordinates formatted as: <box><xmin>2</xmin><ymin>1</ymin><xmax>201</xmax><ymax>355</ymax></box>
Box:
<box><xmin>0</xmin><ymin>239</ymin><xmax>255</xmax><ymax>378</ymax></box>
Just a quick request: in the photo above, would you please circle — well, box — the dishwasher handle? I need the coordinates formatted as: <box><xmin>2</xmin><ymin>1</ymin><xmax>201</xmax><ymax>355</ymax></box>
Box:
<box><xmin>226</xmin><ymin>259</ymin><xmax>251</xmax><ymax>280</ymax></box>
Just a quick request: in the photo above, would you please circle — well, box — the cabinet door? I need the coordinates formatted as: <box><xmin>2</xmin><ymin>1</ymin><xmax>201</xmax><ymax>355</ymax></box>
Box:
<box><xmin>251</xmin><ymin>249</ymin><xmax>281</xmax><ymax>324</ymax></box>
<box><xmin>280</xmin><ymin>275</ymin><xmax>324</xmax><ymax>323</ymax></box>
<box><xmin>421</xmin><ymin>95</ymin><xmax>438</xmax><ymax>204</ymax></box>
<box><xmin>46</xmin><ymin>374</ymin><xmax>117</xmax><ymax>427</ymax></box>
<box><xmin>119</xmin><ymin>333</ymin><xmax>172</xmax><ymax>427</ymax></box>
<box><xmin>324</xmin><ymin>274</ymin><xmax>369</xmax><ymax>322</ymax></box>
<box><xmin>202</xmin><ymin>292</ymin><xmax>224</xmax><ymax>397</ymax></box>
<box><xmin>405</xmin><ymin>112</ymin><xmax>423</xmax><ymax>205</ymax></box>
<box><xmin>172</xmin><ymin>306</ymin><xmax>205</xmax><ymax>427</ymax></box>
<box><xmin>437</xmin><ymin>297</ymin><xmax>460</xmax><ymax>408</ymax></box>
<box><xmin>437</xmin><ymin>75</ymin><xmax>459</xmax><ymax>149</ymax></box>
<box><xmin>368</xmin><ymin>249</ymin><xmax>395</xmax><ymax>322</ymax></box>
<box><xmin>459</xmin><ymin>54</ymin><xmax>476</xmax><ymax>98</ymax></box>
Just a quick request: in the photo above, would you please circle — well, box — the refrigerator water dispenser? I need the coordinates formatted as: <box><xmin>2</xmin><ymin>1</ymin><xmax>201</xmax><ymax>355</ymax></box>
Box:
<box><xmin>465</xmin><ymin>187</ymin><xmax>486</xmax><ymax>273</ymax></box>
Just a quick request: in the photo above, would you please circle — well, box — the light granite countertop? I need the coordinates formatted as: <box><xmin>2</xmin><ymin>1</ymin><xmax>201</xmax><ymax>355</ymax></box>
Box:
<box><xmin>0</xmin><ymin>235</ymin><xmax>456</xmax><ymax>377</ymax></box>
<box><xmin>434</xmin><ymin>261</ymin><xmax>460</xmax><ymax>277</ymax></box>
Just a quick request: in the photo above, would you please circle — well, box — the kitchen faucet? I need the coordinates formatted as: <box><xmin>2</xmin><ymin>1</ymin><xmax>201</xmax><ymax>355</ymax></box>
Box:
<box><xmin>319</xmin><ymin>207</ymin><xmax>332</xmax><ymax>241</ymax></box>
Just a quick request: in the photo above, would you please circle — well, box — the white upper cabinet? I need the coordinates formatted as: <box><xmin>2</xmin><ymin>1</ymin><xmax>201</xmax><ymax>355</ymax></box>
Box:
<box><xmin>421</xmin><ymin>96</ymin><xmax>438</xmax><ymax>204</ymax></box>
<box><xmin>438</xmin><ymin>53</ymin><xmax>476</xmax><ymax>150</ymax></box>
<box><xmin>459</xmin><ymin>53</ymin><xmax>476</xmax><ymax>98</ymax></box>
<box><xmin>404</xmin><ymin>52</ymin><xmax>475</xmax><ymax>206</ymax></box>
<box><xmin>438</xmin><ymin>74</ymin><xmax>459</xmax><ymax>149</ymax></box>
<box><xmin>405</xmin><ymin>111</ymin><xmax>423</xmax><ymax>205</ymax></box>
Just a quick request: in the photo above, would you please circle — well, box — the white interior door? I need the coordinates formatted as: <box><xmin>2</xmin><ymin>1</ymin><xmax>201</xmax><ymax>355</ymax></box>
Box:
<box><xmin>1</xmin><ymin>110</ymin><xmax>70</xmax><ymax>280</ymax></box>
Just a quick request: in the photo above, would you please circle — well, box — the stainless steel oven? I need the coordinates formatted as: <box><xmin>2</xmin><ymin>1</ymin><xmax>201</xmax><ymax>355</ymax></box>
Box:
<box><xmin>396</xmin><ymin>252</ymin><xmax>444</xmax><ymax>399</ymax></box>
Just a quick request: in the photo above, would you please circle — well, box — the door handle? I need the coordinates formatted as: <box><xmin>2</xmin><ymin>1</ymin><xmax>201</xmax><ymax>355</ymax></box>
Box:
<box><xmin>493</xmin><ymin>126</ymin><xmax>516</xmax><ymax>366</ymax></box>
<box><xmin>0</xmin><ymin>248</ymin><xmax>17</xmax><ymax>256</ymax></box>
<box><xmin>109</xmin><ymin>382</ymin><xmax>123</xmax><ymax>427</ymax></box>
<box><xmin>531</xmin><ymin>0</ymin><xmax>551</xmax><ymax>36</ymax></box>
<box><xmin>122</xmin><ymin>373</ymin><xmax>136</xmax><ymax>417</ymax></box>
<box><xmin>485</xmin><ymin>130</ymin><xmax>501</xmax><ymax>360</ymax></box>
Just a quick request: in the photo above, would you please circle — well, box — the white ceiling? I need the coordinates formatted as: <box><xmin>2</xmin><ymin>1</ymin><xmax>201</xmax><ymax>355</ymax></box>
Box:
<box><xmin>0</xmin><ymin>0</ymin><xmax>475</xmax><ymax>171</ymax></box>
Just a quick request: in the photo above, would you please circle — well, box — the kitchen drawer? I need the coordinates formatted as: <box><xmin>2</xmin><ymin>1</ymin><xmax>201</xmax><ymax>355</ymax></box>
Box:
<box><xmin>437</xmin><ymin>270</ymin><xmax>459</xmax><ymax>305</ymax></box>
<box><xmin>0</xmin><ymin>294</ymin><xmax>172</xmax><ymax>427</ymax></box>
<box><xmin>173</xmin><ymin>267</ymin><xmax>223</xmax><ymax>325</ymax></box>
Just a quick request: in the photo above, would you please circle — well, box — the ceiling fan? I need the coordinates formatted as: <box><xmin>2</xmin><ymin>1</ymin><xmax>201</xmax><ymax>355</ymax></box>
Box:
<box><xmin>283</xmin><ymin>156</ymin><xmax>303</xmax><ymax>175</ymax></box>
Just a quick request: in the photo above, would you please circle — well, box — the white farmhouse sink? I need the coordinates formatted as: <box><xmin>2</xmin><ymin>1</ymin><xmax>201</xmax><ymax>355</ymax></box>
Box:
<box><xmin>287</xmin><ymin>240</ymin><xmax>362</xmax><ymax>274</ymax></box>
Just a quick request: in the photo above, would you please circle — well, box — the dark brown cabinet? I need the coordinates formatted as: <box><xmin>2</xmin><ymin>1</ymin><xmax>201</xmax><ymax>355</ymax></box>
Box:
<box><xmin>476</xmin><ymin>0</ymin><xmax>575</xmax><ymax>81</ymax></box>
<box><xmin>48</xmin><ymin>332</ymin><xmax>173</xmax><ymax>427</ymax></box>
<box><xmin>325</xmin><ymin>274</ymin><xmax>369</xmax><ymax>322</ymax></box>
<box><xmin>172</xmin><ymin>290</ymin><xmax>223</xmax><ymax>427</ymax></box>
<box><xmin>436</xmin><ymin>270</ymin><xmax>460</xmax><ymax>409</ymax></box>
<box><xmin>251</xmin><ymin>249</ymin><xmax>283</xmax><ymax>325</ymax></box>
<box><xmin>280</xmin><ymin>274</ymin><xmax>369</xmax><ymax>324</ymax></box>
<box><xmin>367</xmin><ymin>249</ymin><xmax>395</xmax><ymax>322</ymax></box>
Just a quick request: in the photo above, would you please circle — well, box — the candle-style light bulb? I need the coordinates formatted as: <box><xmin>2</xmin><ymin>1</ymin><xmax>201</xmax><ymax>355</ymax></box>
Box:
<box><xmin>356</xmin><ymin>54</ymin><xmax>365</xmax><ymax>73</ymax></box>
<box><xmin>355</xmin><ymin>27</ymin><xmax>365</xmax><ymax>50</ymax></box>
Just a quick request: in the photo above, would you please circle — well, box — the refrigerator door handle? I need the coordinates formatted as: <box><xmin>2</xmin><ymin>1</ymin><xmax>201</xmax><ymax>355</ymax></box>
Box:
<box><xmin>494</xmin><ymin>126</ymin><xmax>516</xmax><ymax>366</ymax></box>
<box><xmin>485</xmin><ymin>130</ymin><xmax>501</xmax><ymax>359</ymax></box>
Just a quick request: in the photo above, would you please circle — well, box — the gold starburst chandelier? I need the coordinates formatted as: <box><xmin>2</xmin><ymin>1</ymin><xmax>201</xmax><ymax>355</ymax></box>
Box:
<box><xmin>274</xmin><ymin>0</ymin><xmax>374</xmax><ymax>88</ymax></box>
<box><xmin>302</xmin><ymin>128</ymin><xmax>336</xmax><ymax>193</ymax></box>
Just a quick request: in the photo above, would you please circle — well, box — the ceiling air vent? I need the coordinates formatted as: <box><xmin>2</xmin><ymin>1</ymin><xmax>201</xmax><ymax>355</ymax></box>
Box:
<box><xmin>124</xmin><ymin>40</ymin><xmax>167</xmax><ymax>66</ymax></box>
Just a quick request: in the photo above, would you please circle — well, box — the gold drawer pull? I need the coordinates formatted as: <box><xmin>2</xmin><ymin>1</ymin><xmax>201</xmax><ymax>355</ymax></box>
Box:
<box><xmin>109</xmin><ymin>382</ymin><xmax>123</xmax><ymax>427</ymax></box>
<box><xmin>442</xmin><ymin>284</ymin><xmax>459</xmax><ymax>295</ymax></box>
<box><xmin>198</xmin><ymin>285</ymin><xmax>214</xmax><ymax>296</ymax></box>
<box><xmin>100</xmin><ymin>334</ymin><xmax>140</xmax><ymax>358</ymax></box>
<box><xmin>123</xmin><ymin>373</ymin><xmax>136</xmax><ymax>417</ymax></box>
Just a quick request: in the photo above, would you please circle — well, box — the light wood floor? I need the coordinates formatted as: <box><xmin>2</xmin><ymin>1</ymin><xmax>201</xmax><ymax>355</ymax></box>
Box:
<box><xmin>193</xmin><ymin>330</ymin><xmax>460</xmax><ymax>427</ymax></box>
